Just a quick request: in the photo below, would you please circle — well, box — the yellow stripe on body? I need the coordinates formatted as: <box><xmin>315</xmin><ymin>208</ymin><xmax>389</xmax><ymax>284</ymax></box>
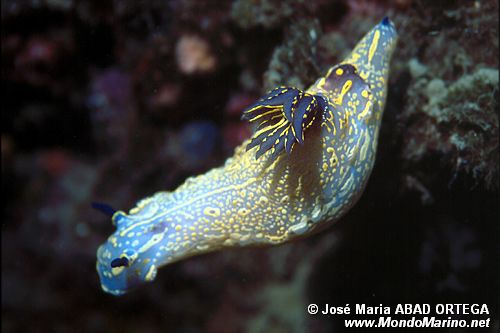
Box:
<box><xmin>247</xmin><ymin>106</ymin><xmax>281</xmax><ymax>121</ymax></box>
<box><xmin>357</xmin><ymin>99</ymin><xmax>373</xmax><ymax>120</ymax></box>
<box><xmin>333</xmin><ymin>80</ymin><xmax>353</xmax><ymax>105</ymax></box>
<box><xmin>253</xmin><ymin>117</ymin><xmax>287</xmax><ymax>138</ymax></box>
<box><xmin>368</xmin><ymin>30</ymin><xmax>380</xmax><ymax>64</ymax></box>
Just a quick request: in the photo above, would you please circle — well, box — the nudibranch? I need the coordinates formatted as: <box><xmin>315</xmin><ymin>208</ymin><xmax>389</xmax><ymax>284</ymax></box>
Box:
<box><xmin>96</xmin><ymin>17</ymin><xmax>397</xmax><ymax>295</ymax></box>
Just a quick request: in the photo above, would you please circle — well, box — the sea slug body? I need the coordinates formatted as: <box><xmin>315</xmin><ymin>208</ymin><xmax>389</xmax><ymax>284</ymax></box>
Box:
<box><xmin>96</xmin><ymin>17</ymin><xmax>398</xmax><ymax>295</ymax></box>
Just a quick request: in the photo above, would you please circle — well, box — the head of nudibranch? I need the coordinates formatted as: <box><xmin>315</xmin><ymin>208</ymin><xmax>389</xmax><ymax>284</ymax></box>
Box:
<box><xmin>95</xmin><ymin>201</ymin><xmax>167</xmax><ymax>295</ymax></box>
<box><xmin>307</xmin><ymin>17</ymin><xmax>397</xmax><ymax>138</ymax></box>
<box><xmin>335</xmin><ymin>17</ymin><xmax>398</xmax><ymax>110</ymax></box>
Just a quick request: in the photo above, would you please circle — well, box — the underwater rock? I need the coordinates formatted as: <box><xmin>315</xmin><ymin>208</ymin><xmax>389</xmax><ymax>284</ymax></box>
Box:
<box><xmin>403</xmin><ymin>67</ymin><xmax>499</xmax><ymax>189</ymax></box>
<box><xmin>231</xmin><ymin>0</ymin><xmax>296</xmax><ymax>29</ymax></box>
<box><xmin>87</xmin><ymin>68</ymin><xmax>133</xmax><ymax>151</ymax></box>
<box><xmin>408</xmin><ymin>58</ymin><xmax>428</xmax><ymax>79</ymax></box>
<box><xmin>175</xmin><ymin>35</ymin><xmax>217</xmax><ymax>74</ymax></box>
<box><xmin>177</xmin><ymin>120</ymin><xmax>220</xmax><ymax>168</ymax></box>
<box><xmin>263</xmin><ymin>18</ymin><xmax>321</xmax><ymax>91</ymax></box>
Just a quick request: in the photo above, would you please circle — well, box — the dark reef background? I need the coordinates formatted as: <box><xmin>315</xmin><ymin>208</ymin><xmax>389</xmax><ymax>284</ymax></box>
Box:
<box><xmin>2</xmin><ymin>0</ymin><xmax>498</xmax><ymax>332</ymax></box>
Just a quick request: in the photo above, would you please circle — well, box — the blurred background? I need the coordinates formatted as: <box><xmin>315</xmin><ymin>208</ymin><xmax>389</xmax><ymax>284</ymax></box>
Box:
<box><xmin>2</xmin><ymin>0</ymin><xmax>498</xmax><ymax>332</ymax></box>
